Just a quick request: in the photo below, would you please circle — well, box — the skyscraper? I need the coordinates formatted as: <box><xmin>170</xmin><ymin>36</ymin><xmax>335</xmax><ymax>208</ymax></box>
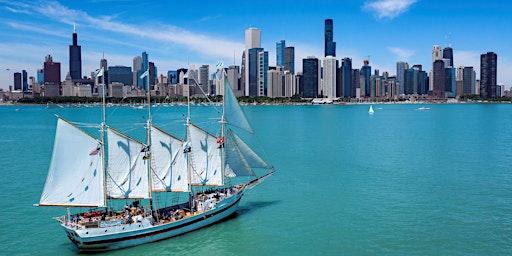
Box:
<box><xmin>480</xmin><ymin>52</ymin><xmax>497</xmax><ymax>98</ymax></box>
<box><xmin>244</xmin><ymin>28</ymin><xmax>261</xmax><ymax>96</ymax></box>
<box><xmin>303</xmin><ymin>57</ymin><xmax>320</xmax><ymax>98</ymax></box>
<box><xmin>341</xmin><ymin>58</ymin><xmax>352</xmax><ymax>98</ymax></box>
<box><xmin>69</xmin><ymin>25</ymin><xmax>82</xmax><ymax>80</ymax></box>
<box><xmin>462</xmin><ymin>66</ymin><xmax>475</xmax><ymax>95</ymax></box>
<box><xmin>443</xmin><ymin>47</ymin><xmax>454</xmax><ymax>67</ymax></box>
<box><xmin>432</xmin><ymin>59</ymin><xmax>446</xmax><ymax>98</ymax></box>
<box><xmin>284</xmin><ymin>46</ymin><xmax>295</xmax><ymax>74</ymax></box>
<box><xmin>396</xmin><ymin>61</ymin><xmax>408</xmax><ymax>94</ymax></box>
<box><xmin>360</xmin><ymin>60</ymin><xmax>371</xmax><ymax>97</ymax></box>
<box><xmin>323</xmin><ymin>56</ymin><xmax>337</xmax><ymax>98</ymax></box>
<box><xmin>276</xmin><ymin>40</ymin><xmax>285</xmax><ymax>67</ymax></box>
<box><xmin>43</xmin><ymin>55</ymin><xmax>61</xmax><ymax>85</ymax></box>
<box><xmin>199</xmin><ymin>65</ymin><xmax>210</xmax><ymax>95</ymax></box>
<box><xmin>13</xmin><ymin>72</ymin><xmax>21</xmax><ymax>91</ymax></box>
<box><xmin>432</xmin><ymin>45</ymin><xmax>442</xmax><ymax>64</ymax></box>
<box><xmin>109</xmin><ymin>66</ymin><xmax>133</xmax><ymax>86</ymax></box>
<box><xmin>133</xmin><ymin>56</ymin><xmax>142</xmax><ymax>87</ymax></box>
<box><xmin>324</xmin><ymin>19</ymin><xmax>336</xmax><ymax>57</ymax></box>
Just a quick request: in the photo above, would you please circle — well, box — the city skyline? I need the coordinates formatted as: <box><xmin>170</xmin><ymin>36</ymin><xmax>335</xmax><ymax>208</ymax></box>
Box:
<box><xmin>1</xmin><ymin>0</ymin><xmax>511</xmax><ymax>91</ymax></box>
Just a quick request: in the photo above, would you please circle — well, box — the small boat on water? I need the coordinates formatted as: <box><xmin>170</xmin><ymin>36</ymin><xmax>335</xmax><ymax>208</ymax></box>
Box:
<box><xmin>368</xmin><ymin>105</ymin><xmax>374</xmax><ymax>114</ymax></box>
<box><xmin>36</xmin><ymin>68</ymin><xmax>275</xmax><ymax>252</ymax></box>
<box><xmin>418</xmin><ymin>106</ymin><xmax>431</xmax><ymax>110</ymax></box>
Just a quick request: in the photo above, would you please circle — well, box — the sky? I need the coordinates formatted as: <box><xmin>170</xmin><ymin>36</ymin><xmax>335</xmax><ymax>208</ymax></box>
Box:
<box><xmin>1</xmin><ymin>0</ymin><xmax>511</xmax><ymax>91</ymax></box>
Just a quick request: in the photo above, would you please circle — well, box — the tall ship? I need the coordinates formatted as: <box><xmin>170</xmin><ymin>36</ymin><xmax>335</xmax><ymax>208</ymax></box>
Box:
<box><xmin>36</xmin><ymin>68</ymin><xmax>274</xmax><ymax>251</ymax></box>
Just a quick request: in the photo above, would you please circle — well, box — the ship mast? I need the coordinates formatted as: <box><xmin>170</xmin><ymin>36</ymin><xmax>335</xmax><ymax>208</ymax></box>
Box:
<box><xmin>144</xmin><ymin>68</ymin><xmax>154</xmax><ymax>212</ymax></box>
<box><xmin>99</xmin><ymin>67</ymin><xmax>108</xmax><ymax>209</ymax></box>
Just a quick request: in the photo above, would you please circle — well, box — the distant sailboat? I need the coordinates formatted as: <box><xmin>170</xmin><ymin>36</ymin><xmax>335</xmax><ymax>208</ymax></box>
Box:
<box><xmin>369</xmin><ymin>105</ymin><xmax>374</xmax><ymax>114</ymax></box>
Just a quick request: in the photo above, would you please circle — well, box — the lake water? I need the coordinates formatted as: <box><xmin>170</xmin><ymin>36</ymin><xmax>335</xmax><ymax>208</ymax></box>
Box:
<box><xmin>1</xmin><ymin>103</ymin><xmax>511</xmax><ymax>255</ymax></box>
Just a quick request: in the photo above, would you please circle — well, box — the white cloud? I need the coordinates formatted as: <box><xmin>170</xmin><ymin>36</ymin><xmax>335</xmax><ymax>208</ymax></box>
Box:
<box><xmin>363</xmin><ymin>0</ymin><xmax>417</xmax><ymax>19</ymax></box>
<box><xmin>388</xmin><ymin>47</ymin><xmax>415</xmax><ymax>61</ymax></box>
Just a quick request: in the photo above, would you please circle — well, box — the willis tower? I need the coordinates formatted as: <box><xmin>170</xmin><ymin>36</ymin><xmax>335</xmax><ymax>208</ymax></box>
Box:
<box><xmin>69</xmin><ymin>24</ymin><xmax>82</xmax><ymax>80</ymax></box>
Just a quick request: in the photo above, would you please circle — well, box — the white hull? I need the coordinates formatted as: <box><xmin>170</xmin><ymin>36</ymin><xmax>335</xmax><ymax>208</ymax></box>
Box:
<box><xmin>62</xmin><ymin>190</ymin><xmax>244</xmax><ymax>252</ymax></box>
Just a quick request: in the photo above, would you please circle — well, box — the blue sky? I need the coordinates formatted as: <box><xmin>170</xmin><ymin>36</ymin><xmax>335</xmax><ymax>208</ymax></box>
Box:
<box><xmin>1</xmin><ymin>0</ymin><xmax>511</xmax><ymax>91</ymax></box>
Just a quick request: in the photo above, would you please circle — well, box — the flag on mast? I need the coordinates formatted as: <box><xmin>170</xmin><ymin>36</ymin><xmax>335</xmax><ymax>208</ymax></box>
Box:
<box><xmin>139</xmin><ymin>69</ymin><xmax>149</xmax><ymax>79</ymax></box>
<box><xmin>94</xmin><ymin>68</ymin><xmax>104</xmax><ymax>77</ymax></box>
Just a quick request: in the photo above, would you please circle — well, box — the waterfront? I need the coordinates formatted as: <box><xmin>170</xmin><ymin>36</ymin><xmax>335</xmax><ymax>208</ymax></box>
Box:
<box><xmin>0</xmin><ymin>103</ymin><xmax>511</xmax><ymax>255</ymax></box>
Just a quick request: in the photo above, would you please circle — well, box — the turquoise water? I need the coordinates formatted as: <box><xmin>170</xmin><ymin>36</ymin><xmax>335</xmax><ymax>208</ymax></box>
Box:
<box><xmin>1</xmin><ymin>104</ymin><xmax>511</xmax><ymax>255</ymax></box>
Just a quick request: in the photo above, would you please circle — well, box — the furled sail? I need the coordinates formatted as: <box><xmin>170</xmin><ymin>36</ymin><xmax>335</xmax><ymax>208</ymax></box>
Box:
<box><xmin>39</xmin><ymin>117</ymin><xmax>105</xmax><ymax>207</ymax></box>
<box><xmin>223</xmin><ymin>76</ymin><xmax>253</xmax><ymax>134</ymax></box>
<box><xmin>188</xmin><ymin>123</ymin><xmax>223</xmax><ymax>186</ymax></box>
<box><xmin>224</xmin><ymin>129</ymin><xmax>271</xmax><ymax>177</ymax></box>
<box><xmin>150</xmin><ymin>125</ymin><xmax>188</xmax><ymax>192</ymax></box>
<box><xmin>107</xmin><ymin>128</ymin><xmax>149</xmax><ymax>199</ymax></box>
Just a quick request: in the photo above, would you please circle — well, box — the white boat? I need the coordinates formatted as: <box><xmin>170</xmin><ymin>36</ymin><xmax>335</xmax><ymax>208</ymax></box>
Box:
<box><xmin>368</xmin><ymin>105</ymin><xmax>374</xmax><ymax>114</ymax></box>
<box><xmin>36</xmin><ymin>68</ymin><xmax>274</xmax><ymax>252</ymax></box>
<box><xmin>418</xmin><ymin>106</ymin><xmax>431</xmax><ymax>110</ymax></box>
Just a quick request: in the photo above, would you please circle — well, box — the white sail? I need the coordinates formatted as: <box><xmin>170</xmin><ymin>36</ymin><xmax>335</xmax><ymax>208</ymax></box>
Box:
<box><xmin>224</xmin><ymin>76</ymin><xmax>253</xmax><ymax>133</ymax></box>
<box><xmin>150</xmin><ymin>125</ymin><xmax>188</xmax><ymax>192</ymax></box>
<box><xmin>39</xmin><ymin>117</ymin><xmax>105</xmax><ymax>207</ymax></box>
<box><xmin>107</xmin><ymin>128</ymin><xmax>149</xmax><ymax>199</ymax></box>
<box><xmin>369</xmin><ymin>105</ymin><xmax>374</xmax><ymax>114</ymax></box>
<box><xmin>224</xmin><ymin>129</ymin><xmax>271</xmax><ymax>177</ymax></box>
<box><xmin>188</xmin><ymin>123</ymin><xmax>223</xmax><ymax>186</ymax></box>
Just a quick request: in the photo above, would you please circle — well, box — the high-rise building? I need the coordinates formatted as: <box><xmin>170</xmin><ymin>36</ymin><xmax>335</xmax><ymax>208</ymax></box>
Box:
<box><xmin>443</xmin><ymin>47</ymin><xmax>454</xmax><ymax>67</ymax></box>
<box><xmin>13</xmin><ymin>72</ymin><xmax>21</xmax><ymax>91</ymax></box>
<box><xmin>133</xmin><ymin>56</ymin><xmax>142</xmax><ymax>87</ymax></box>
<box><xmin>227</xmin><ymin>65</ymin><xmax>242</xmax><ymax>96</ymax></box>
<box><xmin>480</xmin><ymin>52</ymin><xmax>497</xmax><ymax>98</ymax></box>
<box><xmin>462</xmin><ymin>66</ymin><xmax>475</xmax><ymax>95</ymax></box>
<box><xmin>22</xmin><ymin>70</ymin><xmax>28</xmax><ymax>91</ymax></box>
<box><xmin>108</xmin><ymin>66</ymin><xmax>132</xmax><ymax>86</ymax></box>
<box><xmin>69</xmin><ymin>25</ymin><xmax>82</xmax><ymax>80</ymax></box>
<box><xmin>303</xmin><ymin>57</ymin><xmax>320</xmax><ymax>98</ymax></box>
<box><xmin>244</xmin><ymin>28</ymin><xmax>261</xmax><ymax>96</ymax></box>
<box><xmin>167</xmin><ymin>70</ymin><xmax>178</xmax><ymax>84</ymax></box>
<box><xmin>99</xmin><ymin>57</ymin><xmax>108</xmax><ymax>86</ymax></box>
<box><xmin>37</xmin><ymin>69</ymin><xmax>43</xmax><ymax>86</ymax></box>
<box><xmin>396</xmin><ymin>61</ymin><xmax>408</xmax><ymax>94</ymax></box>
<box><xmin>276</xmin><ymin>40</ymin><xmax>285</xmax><ymax>67</ymax></box>
<box><xmin>43</xmin><ymin>55</ymin><xmax>61</xmax><ymax>85</ymax></box>
<box><xmin>284</xmin><ymin>46</ymin><xmax>295</xmax><ymax>74</ymax></box>
<box><xmin>341</xmin><ymin>58</ymin><xmax>352</xmax><ymax>98</ymax></box>
<box><xmin>360</xmin><ymin>60</ymin><xmax>371</xmax><ymax>97</ymax></box>
<box><xmin>324</xmin><ymin>19</ymin><xmax>336</xmax><ymax>57</ymax></box>
<box><xmin>432</xmin><ymin>45</ymin><xmax>442</xmax><ymax>64</ymax></box>
<box><xmin>257</xmin><ymin>51</ymin><xmax>269</xmax><ymax>96</ymax></box>
<box><xmin>323</xmin><ymin>56</ymin><xmax>337</xmax><ymax>98</ymax></box>
<box><xmin>247</xmin><ymin>48</ymin><xmax>263</xmax><ymax>96</ymax></box>
<box><xmin>199</xmin><ymin>65</ymin><xmax>210</xmax><ymax>95</ymax></box>
<box><xmin>432</xmin><ymin>59</ymin><xmax>445</xmax><ymax>98</ymax></box>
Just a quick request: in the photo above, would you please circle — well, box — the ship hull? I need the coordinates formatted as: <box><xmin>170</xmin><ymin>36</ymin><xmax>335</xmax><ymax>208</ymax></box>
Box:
<box><xmin>63</xmin><ymin>191</ymin><xmax>243</xmax><ymax>252</ymax></box>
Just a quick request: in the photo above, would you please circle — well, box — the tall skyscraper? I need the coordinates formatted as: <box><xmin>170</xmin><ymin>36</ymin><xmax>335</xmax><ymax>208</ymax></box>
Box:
<box><xmin>443</xmin><ymin>47</ymin><xmax>454</xmax><ymax>67</ymax></box>
<box><xmin>396</xmin><ymin>61</ymin><xmax>408</xmax><ymax>94</ymax></box>
<box><xmin>22</xmin><ymin>70</ymin><xmax>28</xmax><ymax>91</ymax></box>
<box><xmin>244</xmin><ymin>28</ymin><xmax>261</xmax><ymax>96</ymax></box>
<box><xmin>432</xmin><ymin>45</ymin><xmax>442</xmax><ymax>64</ymax></box>
<box><xmin>133</xmin><ymin>56</ymin><xmax>142</xmax><ymax>88</ymax></box>
<box><xmin>432</xmin><ymin>59</ymin><xmax>446</xmax><ymax>98</ymax></box>
<box><xmin>303</xmin><ymin>57</ymin><xmax>320</xmax><ymax>98</ymax></box>
<box><xmin>276</xmin><ymin>40</ymin><xmax>285</xmax><ymax>67</ymax></box>
<box><xmin>462</xmin><ymin>66</ymin><xmax>475</xmax><ymax>95</ymax></box>
<box><xmin>199</xmin><ymin>65</ymin><xmax>210</xmax><ymax>95</ymax></box>
<box><xmin>13</xmin><ymin>72</ymin><xmax>21</xmax><ymax>91</ymax></box>
<box><xmin>480</xmin><ymin>52</ymin><xmax>497</xmax><ymax>98</ymax></box>
<box><xmin>324</xmin><ymin>19</ymin><xmax>336</xmax><ymax>57</ymax></box>
<box><xmin>284</xmin><ymin>46</ymin><xmax>295</xmax><ymax>74</ymax></box>
<box><xmin>360</xmin><ymin>60</ymin><xmax>371</xmax><ymax>97</ymax></box>
<box><xmin>341</xmin><ymin>58</ymin><xmax>352</xmax><ymax>98</ymax></box>
<box><xmin>69</xmin><ymin>25</ymin><xmax>82</xmax><ymax>80</ymax></box>
<box><xmin>43</xmin><ymin>55</ymin><xmax>61</xmax><ymax>85</ymax></box>
<box><xmin>323</xmin><ymin>56</ymin><xmax>337</xmax><ymax>98</ymax></box>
